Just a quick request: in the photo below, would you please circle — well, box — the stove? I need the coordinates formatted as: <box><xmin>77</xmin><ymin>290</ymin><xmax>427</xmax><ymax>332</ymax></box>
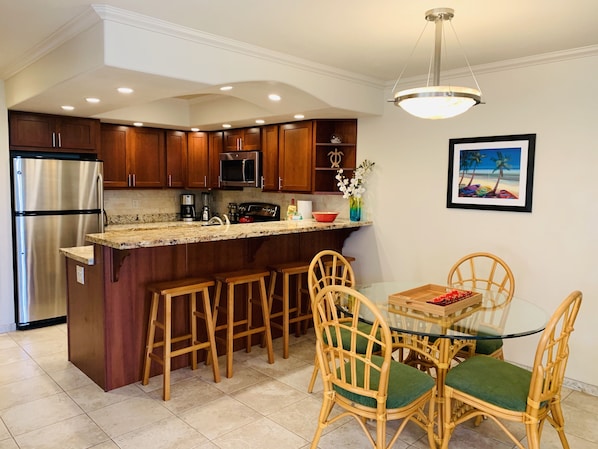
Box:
<box><xmin>236</xmin><ymin>202</ymin><xmax>280</xmax><ymax>223</ymax></box>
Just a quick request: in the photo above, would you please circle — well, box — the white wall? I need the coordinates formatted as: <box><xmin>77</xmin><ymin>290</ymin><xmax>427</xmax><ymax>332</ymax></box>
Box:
<box><xmin>345</xmin><ymin>53</ymin><xmax>598</xmax><ymax>392</ymax></box>
<box><xmin>0</xmin><ymin>82</ymin><xmax>15</xmax><ymax>332</ymax></box>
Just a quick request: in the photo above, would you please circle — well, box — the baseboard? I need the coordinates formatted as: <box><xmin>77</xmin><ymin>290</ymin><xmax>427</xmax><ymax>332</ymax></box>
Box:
<box><xmin>0</xmin><ymin>323</ymin><xmax>17</xmax><ymax>333</ymax></box>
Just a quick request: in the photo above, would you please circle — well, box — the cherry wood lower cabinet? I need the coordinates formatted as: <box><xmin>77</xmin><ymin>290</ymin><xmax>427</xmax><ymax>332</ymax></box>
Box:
<box><xmin>65</xmin><ymin>229</ymin><xmax>356</xmax><ymax>391</ymax></box>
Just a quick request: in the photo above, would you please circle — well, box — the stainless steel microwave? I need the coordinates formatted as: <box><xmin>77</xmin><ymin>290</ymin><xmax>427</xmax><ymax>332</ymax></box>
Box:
<box><xmin>219</xmin><ymin>150</ymin><xmax>262</xmax><ymax>188</ymax></box>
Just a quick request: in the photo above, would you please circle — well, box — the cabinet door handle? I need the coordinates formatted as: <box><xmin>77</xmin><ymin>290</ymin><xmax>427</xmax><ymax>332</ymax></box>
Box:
<box><xmin>128</xmin><ymin>174</ymin><xmax>131</xmax><ymax>187</ymax></box>
<box><xmin>52</xmin><ymin>132</ymin><xmax>56</xmax><ymax>148</ymax></box>
<box><xmin>204</xmin><ymin>175</ymin><xmax>207</xmax><ymax>187</ymax></box>
<box><xmin>132</xmin><ymin>174</ymin><xmax>136</xmax><ymax>187</ymax></box>
<box><xmin>278</xmin><ymin>177</ymin><xmax>282</xmax><ymax>190</ymax></box>
<box><xmin>261</xmin><ymin>175</ymin><xmax>264</xmax><ymax>190</ymax></box>
<box><xmin>168</xmin><ymin>174</ymin><xmax>172</xmax><ymax>187</ymax></box>
<box><xmin>57</xmin><ymin>132</ymin><xmax>61</xmax><ymax>148</ymax></box>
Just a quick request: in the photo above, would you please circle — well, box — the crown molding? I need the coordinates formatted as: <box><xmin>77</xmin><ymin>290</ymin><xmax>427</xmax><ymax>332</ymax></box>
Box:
<box><xmin>0</xmin><ymin>7</ymin><xmax>101</xmax><ymax>80</ymax></box>
<box><xmin>92</xmin><ymin>4</ymin><xmax>385</xmax><ymax>89</ymax></box>
<box><xmin>386</xmin><ymin>44</ymin><xmax>598</xmax><ymax>90</ymax></box>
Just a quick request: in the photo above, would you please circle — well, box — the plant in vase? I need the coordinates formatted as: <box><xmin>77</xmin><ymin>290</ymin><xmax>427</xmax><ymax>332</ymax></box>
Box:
<box><xmin>335</xmin><ymin>159</ymin><xmax>375</xmax><ymax>221</ymax></box>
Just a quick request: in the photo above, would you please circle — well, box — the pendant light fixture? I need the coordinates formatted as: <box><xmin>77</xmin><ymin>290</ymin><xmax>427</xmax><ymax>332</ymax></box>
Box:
<box><xmin>392</xmin><ymin>8</ymin><xmax>482</xmax><ymax>120</ymax></box>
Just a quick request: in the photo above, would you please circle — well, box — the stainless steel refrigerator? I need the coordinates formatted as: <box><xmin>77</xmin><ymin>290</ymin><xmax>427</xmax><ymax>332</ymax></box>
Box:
<box><xmin>11</xmin><ymin>153</ymin><xmax>104</xmax><ymax>329</ymax></box>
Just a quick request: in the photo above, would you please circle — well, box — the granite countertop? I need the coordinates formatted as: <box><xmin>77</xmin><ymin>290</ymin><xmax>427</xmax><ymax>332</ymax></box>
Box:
<box><xmin>60</xmin><ymin>246</ymin><xmax>95</xmax><ymax>265</ymax></box>
<box><xmin>85</xmin><ymin>219</ymin><xmax>372</xmax><ymax>250</ymax></box>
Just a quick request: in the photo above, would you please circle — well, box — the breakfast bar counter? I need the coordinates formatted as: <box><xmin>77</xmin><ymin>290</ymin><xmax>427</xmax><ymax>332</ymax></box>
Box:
<box><xmin>85</xmin><ymin>219</ymin><xmax>370</xmax><ymax>250</ymax></box>
<box><xmin>63</xmin><ymin>219</ymin><xmax>371</xmax><ymax>391</ymax></box>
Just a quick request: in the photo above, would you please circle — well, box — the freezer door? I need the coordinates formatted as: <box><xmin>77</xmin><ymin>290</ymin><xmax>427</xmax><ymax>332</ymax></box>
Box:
<box><xmin>14</xmin><ymin>213</ymin><xmax>100</xmax><ymax>326</ymax></box>
<box><xmin>13</xmin><ymin>156</ymin><xmax>103</xmax><ymax>212</ymax></box>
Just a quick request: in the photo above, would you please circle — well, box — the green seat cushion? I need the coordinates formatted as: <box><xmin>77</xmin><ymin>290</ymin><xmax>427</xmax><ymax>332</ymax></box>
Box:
<box><xmin>445</xmin><ymin>356</ymin><xmax>531</xmax><ymax>411</ymax></box>
<box><xmin>324</xmin><ymin>322</ymin><xmax>381</xmax><ymax>353</ymax></box>
<box><xmin>474</xmin><ymin>338</ymin><xmax>503</xmax><ymax>355</ymax></box>
<box><xmin>473</xmin><ymin>325</ymin><xmax>503</xmax><ymax>355</ymax></box>
<box><xmin>333</xmin><ymin>355</ymin><xmax>435</xmax><ymax>409</ymax></box>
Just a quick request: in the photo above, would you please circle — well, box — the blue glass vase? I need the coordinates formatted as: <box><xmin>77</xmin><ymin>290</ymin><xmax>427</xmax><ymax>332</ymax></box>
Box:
<box><xmin>349</xmin><ymin>197</ymin><xmax>362</xmax><ymax>221</ymax></box>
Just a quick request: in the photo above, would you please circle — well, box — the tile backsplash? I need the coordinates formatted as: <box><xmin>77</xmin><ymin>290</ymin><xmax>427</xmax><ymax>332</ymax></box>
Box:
<box><xmin>104</xmin><ymin>188</ymin><xmax>352</xmax><ymax>225</ymax></box>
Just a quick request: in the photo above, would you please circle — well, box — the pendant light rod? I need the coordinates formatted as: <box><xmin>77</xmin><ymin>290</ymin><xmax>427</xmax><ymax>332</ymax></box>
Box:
<box><xmin>429</xmin><ymin>9</ymin><xmax>453</xmax><ymax>85</ymax></box>
<box><xmin>391</xmin><ymin>7</ymin><xmax>482</xmax><ymax>120</ymax></box>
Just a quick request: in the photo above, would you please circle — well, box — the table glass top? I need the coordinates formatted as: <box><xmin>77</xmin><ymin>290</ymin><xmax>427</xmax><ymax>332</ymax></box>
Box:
<box><xmin>346</xmin><ymin>282</ymin><xmax>549</xmax><ymax>340</ymax></box>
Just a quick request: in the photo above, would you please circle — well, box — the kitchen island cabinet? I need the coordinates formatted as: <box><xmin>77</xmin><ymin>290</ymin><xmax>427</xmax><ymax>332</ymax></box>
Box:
<box><xmin>62</xmin><ymin>219</ymin><xmax>370</xmax><ymax>390</ymax></box>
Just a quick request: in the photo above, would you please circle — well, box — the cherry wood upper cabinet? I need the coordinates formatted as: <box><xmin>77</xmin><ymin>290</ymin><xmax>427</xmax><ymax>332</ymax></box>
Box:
<box><xmin>100</xmin><ymin>124</ymin><xmax>165</xmax><ymax>188</ymax></box>
<box><xmin>100</xmin><ymin>124</ymin><xmax>130</xmax><ymax>188</ymax></box>
<box><xmin>128</xmin><ymin>127</ymin><xmax>165</xmax><ymax>188</ymax></box>
<box><xmin>208</xmin><ymin>131</ymin><xmax>223</xmax><ymax>189</ymax></box>
<box><xmin>278</xmin><ymin>121</ymin><xmax>313</xmax><ymax>192</ymax></box>
<box><xmin>261</xmin><ymin>125</ymin><xmax>279</xmax><ymax>191</ymax></box>
<box><xmin>312</xmin><ymin>119</ymin><xmax>357</xmax><ymax>193</ymax></box>
<box><xmin>223</xmin><ymin>127</ymin><xmax>261</xmax><ymax>151</ymax></box>
<box><xmin>9</xmin><ymin>111</ymin><xmax>100</xmax><ymax>152</ymax></box>
<box><xmin>187</xmin><ymin>131</ymin><xmax>209</xmax><ymax>189</ymax></box>
<box><xmin>165</xmin><ymin>130</ymin><xmax>187</xmax><ymax>188</ymax></box>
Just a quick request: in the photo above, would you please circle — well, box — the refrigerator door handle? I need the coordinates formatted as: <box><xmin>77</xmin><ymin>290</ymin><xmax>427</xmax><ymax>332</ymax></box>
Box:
<box><xmin>97</xmin><ymin>172</ymin><xmax>104</xmax><ymax>232</ymax></box>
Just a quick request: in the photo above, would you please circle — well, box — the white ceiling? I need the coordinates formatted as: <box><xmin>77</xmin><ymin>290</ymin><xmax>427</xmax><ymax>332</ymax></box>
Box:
<box><xmin>2</xmin><ymin>0</ymin><xmax>598</xmax><ymax>129</ymax></box>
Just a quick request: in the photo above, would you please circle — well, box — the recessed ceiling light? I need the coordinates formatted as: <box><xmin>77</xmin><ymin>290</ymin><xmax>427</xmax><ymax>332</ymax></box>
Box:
<box><xmin>191</xmin><ymin>127</ymin><xmax>200</xmax><ymax>132</ymax></box>
<box><xmin>117</xmin><ymin>87</ymin><xmax>134</xmax><ymax>94</ymax></box>
<box><xmin>133</xmin><ymin>122</ymin><xmax>143</xmax><ymax>127</ymax></box>
<box><xmin>85</xmin><ymin>97</ymin><xmax>100</xmax><ymax>103</ymax></box>
<box><xmin>61</xmin><ymin>105</ymin><xmax>75</xmax><ymax>111</ymax></box>
<box><xmin>222</xmin><ymin>123</ymin><xmax>232</xmax><ymax>128</ymax></box>
<box><xmin>220</xmin><ymin>86</ymin><xmax>233</xmax><ymax>91</ymax></box>
<box><xmin>294</xmin><ymin>114</ymin><xmax>305</xmax><ymax>119</ymax></box>
<box><xmin>268</xmin><ymin>94</ymin><xmax>281</xmax><ymax>101</ymax></box>
<box><xmin>255</xmin><ymin>119</ymin><xmax>265</xmax><ymax>124</ymax></box>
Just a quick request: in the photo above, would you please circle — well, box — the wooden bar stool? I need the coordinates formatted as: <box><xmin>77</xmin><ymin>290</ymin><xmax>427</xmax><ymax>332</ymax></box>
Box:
<box><xmin>267</xmin><ymin>261</ymin><xmax>313</xmax><ymax>359</ymax></box>
<box><xmin>212</xmin><ymin>268</ymin><xmax>275</xmax><ymax>378</ymax></box>
<box><xmin>324</xmin><ymin>255</ymin><xmax>356</xmax><ymax>276</ymax></box>
<box><xmin>142</xmin><ymin>277</ymin><xmax>220</xmax><ymax>401</ymax></box>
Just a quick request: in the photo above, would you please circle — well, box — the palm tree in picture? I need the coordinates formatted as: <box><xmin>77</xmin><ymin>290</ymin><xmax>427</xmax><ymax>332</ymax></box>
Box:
<box><xmin>458</xmin><ymin>152</ymin><xmax>473</xmax><ymax>186</ymax></box>
<box><xmin>491</xmin><ymin>151</ymin><xmax>512</xmax><ymax>193</ymax></box>
<box><xmin>466</xmin><ymin>151</ymin><xmax>485</xmax><ymax>186</ymax></box>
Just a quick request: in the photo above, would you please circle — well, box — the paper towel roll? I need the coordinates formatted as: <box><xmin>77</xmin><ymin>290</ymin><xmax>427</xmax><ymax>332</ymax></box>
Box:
<box><xmin>297</xmin><ymin>200</ymin><xmax>312</xmax><ymax>220</ymax></box>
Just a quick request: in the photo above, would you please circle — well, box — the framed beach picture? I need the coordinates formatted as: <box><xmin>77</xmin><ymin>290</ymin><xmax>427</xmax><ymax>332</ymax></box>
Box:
<box><xmin>446</xmin><ymin>134</ymin><xmax>536</xmax><ymax>212</ymax></box>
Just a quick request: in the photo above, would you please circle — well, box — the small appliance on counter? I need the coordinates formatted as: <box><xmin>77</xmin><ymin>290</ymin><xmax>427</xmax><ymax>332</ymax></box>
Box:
<box><xmin>200</xmin><ymin>192</ymin><xmax>212</xmax><ymax>222</ymax></box>
<box><xmin>180</xmin><ymin>194</ymin><xmax>196</xmax><ymax>222</ymax></box>
<box><xmin>228</xmin><ymin>202</ymin><xmax>239</xmax><ymax>223</ymax></box>
<box><xmin>237</xmin><ymin>202</ymin><xmax>280</xmax><ymax>223</ymax></box>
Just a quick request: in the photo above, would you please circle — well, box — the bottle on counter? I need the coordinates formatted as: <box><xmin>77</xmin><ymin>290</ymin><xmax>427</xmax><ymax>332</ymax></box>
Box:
<box><xmin>286</xmin><ymin>198</ymin><xmax>297</xmax><ymax>220</ymax></box>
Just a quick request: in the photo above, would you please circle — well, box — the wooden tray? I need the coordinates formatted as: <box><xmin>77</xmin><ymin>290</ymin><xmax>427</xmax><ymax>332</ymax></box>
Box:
<box><xmin>388</xmin><ymin>284</ymin><xmax>482</xmax><ymax>316</ymax></box>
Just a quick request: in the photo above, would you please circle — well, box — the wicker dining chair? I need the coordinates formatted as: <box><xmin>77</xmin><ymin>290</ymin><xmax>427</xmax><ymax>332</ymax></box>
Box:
<box><xmin>447</xmin><ymin>252</ymin><xmax>515</xmax><ymax>360</ymax></box>
<box><xmin>441</xmin><ymin>290</ymin><xmax>582</xmax><ymax>449</ymax></box>
<box><xmin>306</xmin><ymin>249</ymin><xmax>356</xmax><ymax>393</ymax></box>
<box><xmin>310</xmin><ymin>284</ymin><xmax>436</xmax><ymax>449</ymax></box>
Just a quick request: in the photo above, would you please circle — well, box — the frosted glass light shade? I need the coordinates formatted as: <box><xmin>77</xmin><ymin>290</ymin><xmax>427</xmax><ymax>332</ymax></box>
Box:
<box><xmin>394</xmin><ymin>86</ymin><xmax>481</xmax><ymax>119</ymax></box>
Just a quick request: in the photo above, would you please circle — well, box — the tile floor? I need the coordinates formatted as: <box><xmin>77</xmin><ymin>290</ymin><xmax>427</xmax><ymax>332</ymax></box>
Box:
<box><xmin>0</xmin><ymin>324</ymin><xmax>597</xmax><ymax>449</ymax></box>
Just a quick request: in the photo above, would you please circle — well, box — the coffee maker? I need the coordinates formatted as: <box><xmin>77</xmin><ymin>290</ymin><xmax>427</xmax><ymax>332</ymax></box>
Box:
<box><xmin>180</xmin><ymin>194</ymin><xmax>196</xmax><ymax>222</ymax></box>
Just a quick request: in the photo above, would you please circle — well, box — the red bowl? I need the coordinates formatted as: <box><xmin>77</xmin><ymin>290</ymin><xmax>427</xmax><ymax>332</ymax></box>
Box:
<box><xmin>312</xmin><ymin>211</ymin><xmax>339</xmax><ymax>223</ymax></box>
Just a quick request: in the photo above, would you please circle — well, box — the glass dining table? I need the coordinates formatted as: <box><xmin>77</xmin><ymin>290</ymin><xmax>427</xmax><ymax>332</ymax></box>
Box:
<box><xmin>342</xmin><ymin>282</ymin><xmax>549</xmax><ymax>446</ymax></box>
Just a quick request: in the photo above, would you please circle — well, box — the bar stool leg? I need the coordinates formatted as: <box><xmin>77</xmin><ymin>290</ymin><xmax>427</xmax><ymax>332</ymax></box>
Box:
<box><xmin>163</xmin><ymin>294</ymin><xmax>172</xmax><ymax>401</ymax></box>
<box><xmin>197</xmin><ymin>285</ymin><xmax>220</xmax><ymax>383</ymax></box>
<box><xmin>142</xmin><ymin>292</ymin><xmax>160</xmax><ymax>386</ymax></box>
<box><xmin>282</xmin><ymin>273</ymin><xmax>290</xmax><ymax>359</ymax></box>
<box><xmin>226</xmin><ymin>282</ymin><xmax>235</xmax><ymax>378</ymax></box>
<box><xmin>260</xmin><ymin>276</ymin><xmax>275</xmax><ymax>364</ymax></box>
<box><xmin>246</xmin><ymin>281</ymin><xmax>253</xmax><ymax>353</ymax></box>
<box><xmin>190</xmin><ymin>292</ymin><xmax>198</xmax><ymax>370</ymax></box>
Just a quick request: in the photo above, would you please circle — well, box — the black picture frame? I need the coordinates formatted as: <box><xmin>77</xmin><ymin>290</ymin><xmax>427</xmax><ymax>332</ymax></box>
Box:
<box><xmin>447</xmin><ymin>134</ymin><xmax>536</xmax><ymax>212</ymax></box>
